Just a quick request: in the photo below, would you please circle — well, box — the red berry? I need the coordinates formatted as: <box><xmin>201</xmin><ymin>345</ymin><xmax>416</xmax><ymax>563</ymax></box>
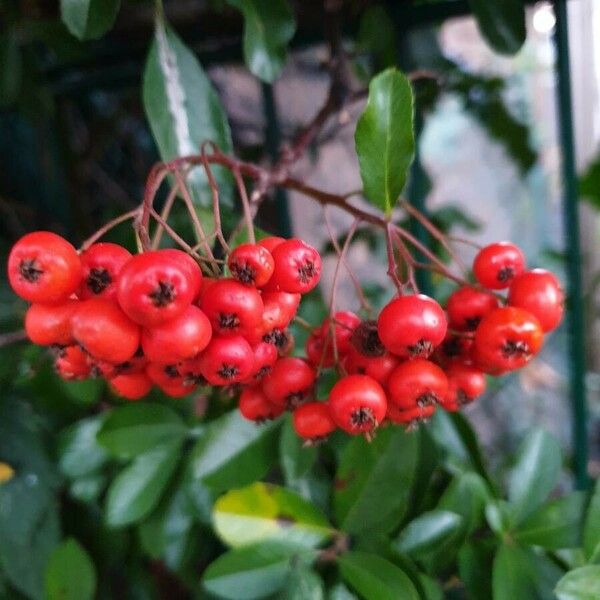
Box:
<box><xmin>258</xmin><ymin>236</ymin><xmax>286</xmax><ymax>254</ymax></box>
<box><xmin>228</xmin><ymin>243</ymin><xmax>275</xmax><ymax>287</ymax></box>
<box><xmin>508</xmin><ymin>269</ymin><xmax>564</xmax><ymax>332</ymax></box>
<box><xmin>386</xmin><ymin>403</ymin><xmax>436</xmax><ymax>425</ymax></box>
<box><xmin>160</xmin><ymin>380</ymin><xmax>196</xmax><ymax>398</ymax></box>
<box><xmin>328</xmin><ymin>374</ymin><xmax>387</xmax><ymax>435</ymax></box>
<box><xmin>262</xmin><ymin>357</ymin><xmax>316</xmax><ymax>409</ymax></box>
<box><xmin>387</xmin><ymin>359</ymin><xmax>448</xmax><ymax>410</ymax></box>
<box><xmin>141</xmin><ymin>305</ymin><xmax>212</xmax><ymax>363</ymax></box>
<box><xmin>92</xmin><ymin>350</ymin><xmax>147</xmax><ymax>378</ymax></box>
<box><xmin>25</xmin><ymin>300</ymin><xmax>79</xmax><ymax>346</ymax></box>
<box><xmin>350</xmin><ymin>320</ymin><xmax>386</xmax><ymax>357</ymax></box>
<box><xmin>377</xmin><ymin>294</ymin><xmax>447</xmax><ymax>358</ymax></box>
<box><xmin>435</xmin><ymin>333</ymin><xmax>474</xmax><ymax>367</ymax></box>
<box><xmin>344</xmin><ymin>346</ymin><xmax>399</xmax><ymax>386</ymax></box>
<box><xmin>79</xmin><ymin>242</ymin><xmax>132</xmax><ymax>300</ymax></box>
<box><xmin>54</xmin><ymin>345</ymin><xmax>91</xmax><ymax>380</ymax></box>
<box><xmin>446</xmin><ymin>286</ymin><xmax>499</xmax><ymax>331</ymax></box>
<box><xmin>109</xmin><ymin>372</ymin><xmax>152</xmax><ymax>400</ymax></box>
<box><xmin>200</xmin><ymin>278</ymin><xmax>263</xmax><ymax>338</ymax></box>
<box><xmin>320</xmin><ymin>311</ymin><xmax>361</xmax><ymax>354</ymax></box>
<box><xmin>268</xmin><ymin>239</ymin><xmax>322</xmax><ymax>294</ymax></box>
<box><xmin>146</xmin><ymin>362</ymin><xmax>184</xmax><ymax>388</ymax></box>
<box><xmin>244</xmin><ymin>342</ymin><xmax>279</xmax><ymax>383</ymax></box>
<box><xmin>293</xmin><ymin>402</ymin><xmax>336</xmax><ymax>441</ymax></box>
<box><xmin>305</xmin><ymin>330</ymin><xmax>335</xmax><ymax>368</ymax></box>
<box><xmin>117</xmin><ymin>249</ymin><xmax>201</xmax><ymax>327</ymax></box>
<box><xmin>473</xmin><ymin>306</ymin><xmax>543</xmax><ymax>372</ymax></box>
<box><xmin>8</xmin><ymin>231</ymin><xmax>82</xmax><ymax>303</ymax></box>
<box><xmin>198</xmin><ymin>336</ymin><xmax>254</xmax><ymax>386</ymax></box>
<box><xmin>473</xmin><ymin>242</ymin><xmax>525</xmax><ymax>290</ymax></box>
<box><xmin>71</xmin><ymin>298</ymin><xmax>140</xmax><ymax>363</ymax></box>
<box><xmin>442</xmin><ymin>363</ymin><xmax>486</xmax><ymax>410</ymax></box>
<box><xmin>239</xmin><ymin>387</ymin><xmax>284</xmax><ymax>422</ymax></box>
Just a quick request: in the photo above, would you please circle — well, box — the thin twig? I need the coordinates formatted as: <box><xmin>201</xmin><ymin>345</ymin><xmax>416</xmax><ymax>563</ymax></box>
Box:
<box><xmin>0</xmin><ymin>330</ymin><xmax>27</xmax><ymax>347</ymax></box>
<box><xmin>80</xmin><ymin>209</ymin><xmax>139</xmax><ymax>251</ymax></box>
<box><xmin>385</xmin><ymin>222</ymin><xmax>404</xmax><ymax>294</ymax></box>
<box><xmin>232</xmin><ymin>167</ymin><xmax>256</xmax><ymax>245</ymax></box>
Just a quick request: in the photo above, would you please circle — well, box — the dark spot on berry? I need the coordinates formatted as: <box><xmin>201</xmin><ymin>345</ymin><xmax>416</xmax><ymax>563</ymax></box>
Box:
<box><xmin>351</xmin><ymin>320</ymin><xmax>385</xmax><ymax>357</ymax></box>
<box><xmin>497</xmin><ymin>266</ymin><xmax>515</xmax><ymax>283</ymax></box>
<box><xmin>217</xmin><ymin>364</ymin><xmax>239</xmax><ymax>380</ymax></box>
<box><xmin>350</xmin><ymin>406</ymin><xmax>377</xmax><ymax>428</ymax></box>
<box><xmin>416</xmin><ymin>391</ymin><xmax>440</xmax><ymax>407</ymax></box>
<box><xmin>219</xmin><ymin>313</ymin><xmax>240</xmax><ymax>330</ymax></box>
<box><xmin>19</xmin><ymin>259</ymin><xmax>43</xmax><ymax>283</ymax></box>
<box><xmin>254</xmin><ymin>365</ymin><xmax>272</xmax><ymax>380</ymax></box>
<box><xmin>501</xmin><ymin>340</ymin><xmax>530</xmax><ymax>358</ymax></box>
<box><xmin>456</xmin><ymin>389</ymin><xmax>471</xmax><ymax>406</ymax></box>
<box><xmin>164</xmin><ymin>364</ymin><xmax>180</xmax><ymax>378</ymax></box>
<box><xmin>465</xmin><ymin>316</ymin><xmax>482</xmax><ymax>330</ymax></box>
<box><xmin>183</xmin><ymin>373</ymin><xmax>206</xmax><ymax>387</ymax></box>
<box><xmin>285</xmin><ymin>391</ymin><xmax>308</xmax><ymax>410</ymax></box>
<box><xmin>148</xmin><ymin>281</ymin><xmax>176</xmax><ymax>307</ymax></box>
<box><xmin>442</xmin><ymin>337</ymin><xmax>462</xmax><ymax>358</ymax></box>
<box><xmin>134</xmin><ymin>347</ymin><xmax>144</xmax><ymax>358</ymax></box>
<box><xmin>263</xmin><ymin>328</ymin><xmax>289</xmax><ymax>349</ymax></box>
<box><xmin>86</xmin><ymin>267</ymin><xmax>112</xmax><ymax>294</ymax></box>
<box><xmin>230</xmin><ymin>262</ymin><xmax>256</xmax><ymax>285</ymax></box>
<box><xmin>297</xmin><ymin>261</ymin><xmax>316</xmax><ymax>284</ymax></box>
<box><xmin>408</xmin><ymin>339</ymin><xmax>434</xmax><ymax>358</ymax></box>
<box><xmin>356</xmin><ymin>366</ymin><xmax>366</xmax><ymax>374</ymax></box>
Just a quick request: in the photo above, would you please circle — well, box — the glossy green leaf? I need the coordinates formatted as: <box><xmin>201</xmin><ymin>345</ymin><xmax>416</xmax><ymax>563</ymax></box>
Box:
<box><xmin>281</xmin><ymin>566</ymin><xmax>324</xmax><ymax>600</ymax></box>
<box><xmin>45</xmin><ymin>538</ymin><xmax>96</xmax><ymax>600</ymax></box>
<box><xmin>555</xmin><ymin>566</ymin><xmax>600</xmax><ymax>600</ymax></box>
<box><xmin>459</xmin><ymin>540</ymin><xmax>495</xmax><ymax>600</ymax></box>
<box><xmin>329</xmin><ymin>583</ymin><xmax>359</xmax><ymax>599</ymax></box>
<box><xmin>203</xmin><ymin>542</ymin><xmax>316</xmax><ymax>599</ymax></box>
<box><xmin>58</xmin><ymin>415</ymin><xmax>109</xmax><ymax>478</ymax></box>
<box><xmin>97</xmin><ymin>403</ymin><xmax>187</xmax><ymax>459</ymax></box>
<box><xmin>437</xmin><ymin>471</ymin><xmax>490</xmax><ymax>533</ymax></box>
<box><xmin>213</xmin><ymin>482</ymin><xmax>333</xmax><ymax>549</ymax></box>
<box><xmin>355</xmin><ymin>67</ymin><xmax>415</xmax><ymax>215</ymax></box>
<box><xmin>187</xmin><ymin>410</ymin><xmax>280</xmax><ymax>493</ymax></box>
<box><xmin>69</xmin><ymin>474</ymin><xmax>106</xmax><ymax>504</ymax></box>
<box><xmin>143</xmin><ymin>19</ymin><xmax>233</xmax><ymax>206</ymax></box>
<box><xmin>428</xmin><ymin>410</ymin><xmax>491</xmax><ymax>482</ymax></box>
<box><xmin>395</xmin><ymin>510</ymin><xmax>463</xmax><ymax>557</ymax></box>
<box><xmin>60</xmin><ymin>0</ymin><xmax>120</xmax><ymax>41</ymax></box>
<box><xmin>226</xmin><ymin>0</ymin><xmax>295</xmax><ymax>83</ymax></box>
<box><xmin>334</xmin><ymin>427</ymin><xmax>419</xmax><ymax>534</ymax></box>
<box><xmin>508</xmin><ymin>429</ymin><xmax>561</xmax><ymax>524</ymax></box>
<box><xmin>584</xmin><ymin>479</ymin><xmax>600</xmax><ymax>560</ymax></box>
<box><xmin>105</xmin><ymin>441</ymin><xmax>182</xmax><ymax>527</ymax></box>
<box><xmin>280</xmin><ymin>415</ymin><xmax>317</xmax><ymax>483</ymax></box>
<box><xmin>580</xmin><ymin>154</ymin><xmax>600</xmax><ymax>210</ymax></box>
<box><xmin>466</xmin><ymin>0</ymin><xmax>526</xmax><ymax>55</ymax></box>
<box><xmin>338</xmin><ymin>552</ymin><xmax>419</xmax><ymax>600</ymax></box>
<box><xmin>515</xmin><ymin>492</ymin><xmax>585</xmax><ymax>549</ymax></box>
<box><xmin>492</xmin><ymin>544</ymin><xmax>538</xmax><ymax>600</ymax></box>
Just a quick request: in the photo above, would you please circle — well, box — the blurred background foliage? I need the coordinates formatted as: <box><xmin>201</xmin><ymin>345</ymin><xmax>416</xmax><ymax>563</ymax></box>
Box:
<box><xmin>2</xmin><ymin>0</ymin><xmax>600</xmax><ymax>598</ymax></box>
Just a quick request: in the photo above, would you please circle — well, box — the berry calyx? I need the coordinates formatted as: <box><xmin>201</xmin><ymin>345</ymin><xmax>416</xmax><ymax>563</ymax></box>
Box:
<box><xmin>387</xmin><ymin>359</ymin><xmax>449</xmax><ymax>410</ymax></box>
<box><xmin>267</xmin><ymin>239</ymin><xmax>322</xmax><ymax>294</ymax></box>
<box><xmin>79</xmin><ymin>243</ymin><xmax>132</xmax><ymax>300</ymax></box>
<box><xmin>446</xmin><ymin>286</ymin><xmax>499</xmax><ymax>331</ymax></box>
<box><xmin>198</xmin><ymin>336</ymin><xmax>254</xmax><ymax>386</ymax></box>
<box><xmin>473</xmin><ymin>242</ymin><xmax>525</xmax><ymax>290</ymax></box>
<box><xmin>227</xmin><ymin>243</ymin><xmax>274</xmax><ymax>287</ymax></box>
<box><xmin>262</xmin><ymin>357</ymin><xmax>316</xmax><ymax>409</ymax></box>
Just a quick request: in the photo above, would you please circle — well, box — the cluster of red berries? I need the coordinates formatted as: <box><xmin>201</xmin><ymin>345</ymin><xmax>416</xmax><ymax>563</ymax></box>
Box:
<box><xmin>289</xmin><ymin>241</ymin><xmax>564</xmax><ymax>443</ymax></box>
<box><xmin>7</xmin><ymin>232</ymin><xmax>563</xmax><ymax>444</ymax></box>
<box><xmin>7</xmin><ymin>231</ymin><xmax>322</xmax><ymax>405</ymax></box>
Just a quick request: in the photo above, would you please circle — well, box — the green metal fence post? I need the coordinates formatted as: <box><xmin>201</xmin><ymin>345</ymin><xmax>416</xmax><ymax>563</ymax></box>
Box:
<box><xmin>553</xmin><ymin>0</ymin><xmax>590</xmax><ymax>489</ymax></box>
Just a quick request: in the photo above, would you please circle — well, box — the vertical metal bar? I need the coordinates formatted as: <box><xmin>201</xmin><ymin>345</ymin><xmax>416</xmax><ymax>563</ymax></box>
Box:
<box><xmin>260</xmin><ymin>82</ymin><xmax>293</xmax><ymax>238</ymax></box>
<box><xmin>553</xmin><ymin>0</ymin><xmax>590</xmax><ymax>489</ymax></box>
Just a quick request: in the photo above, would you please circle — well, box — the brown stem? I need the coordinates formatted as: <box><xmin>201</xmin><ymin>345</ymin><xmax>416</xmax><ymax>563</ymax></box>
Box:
<box><xmin>151</xmin><ymin>182</ymin><xmax>179</xmax><ymax>250</ymax></box>
<box><xmin>0</xmin><ymin>330</ymin><xmax>27</xmax><ymax>347</ymax></box>
<box><xmin>80</xmin><ymin>209</ymin><xmax>139</xmax><ymax>251</ymax></box>
<box><xmin>232</xmin><ymin>167</ymin><xmax>256</xmax><ymax>245</ymax></box>
<box><xmin>386</xmin><ymin>222</ymin><xmax>404</xmax><ymax>294</ymax></box>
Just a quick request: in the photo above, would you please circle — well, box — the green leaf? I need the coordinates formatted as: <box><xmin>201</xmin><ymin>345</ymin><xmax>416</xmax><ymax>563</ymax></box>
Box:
<box><xmin>395</xmin><ymin>510</ymin><xmax>463</xmax><ymax>558</ymax></box>
<box><xmin>45</xmin><ymin>538</ymin><xmax>96</xmax><ymax>600</ymax></box>
<box><xmin>203</xmin><ymin>542</ymin><xmax>316</xmax><ymax>599</ymax></box>
<box><xmin>459</xmin><ymin>540</ymin><xmax>495</xmax><ymax>600</ymax></box>
<box><xmin>187</xmin><ymin>410</ymin><xmax>280</xmax><ymax>494</ymax></box>
<box><xmin>143</xmin><ymin>19</ymin><xmax>233</xmax><ymax>206</ymax></box>
<box><xmin>334</xmin><ymin>427</ymin><xmax>419</xmax><ymax>535</ymax></box>
<box><xmin>226</xmin><ymin>0</ymin><xmax>295</xmax><ymax>83</ymax></box>
<box><xmin>492</xmin><ymin>544</ymin><xmax>538</xmax><ymax>600</ymax></box>
<box><xmin>356</xmin><ymin>6</ymin><xmax>396</xmax><ymax>71</ymax></box>
<box><xmin>58</xmin><ymin>415</ymin><xmax>109</xmax><ymax>478</ymax></box>
<box><xmin>584</xmin><ymin>479</ymin><xmax>600</xmax><ymax>560</ymax></box>
<box><xmin>437</xmin><ymin>471</ymin><xmax>490</xmax><ymax>533</ymax></box>
<box><xmin>97</xmin><ymin>403</ymin><xmax>187</xmax><ymax>459</ymax></box>
<box><xmin>508</xmin><ymin>429</ymin><xmax>561</xmax><ymax>524</ymax></box>
<box><xmin>515</xmin><ymin>492</ymin><xmax>585</xmax><ymax>549</ymax></box>
<box><xmin>69</xmin><ymin>474</ymin><xmax>106</xmax><ymax>503</ymax></box>
<box><xmin>60</xmin><ymin>0</ymin><xmax>120</xmax><ymax>41</ymax></box>
<box><xmin>338</xmin><ymin>552</ymin><xmax>420</xmax><ymax>600</ymax></box>
<box><xmin>555</xmin><ymin>566</ymin><xmax>600</xmax><ymax>600</ymax></box>
<box><xmin>213</xmin><ymin>482</ymin><xmax>333</xmax><ymax>549</ymax></box>
<box><xmin>466</xmin><ymin>0</ymin><xmax>526</xmax><ymax>55</ymax></box>
<box><xmin>281</xmin><ymin>566</ymin><xmax>324</xmax><ymax>600</ymax></box>
<box><xmin>105</xmin><ymin>441</ymin><xmax>182</xmax><ymax>527</ymax></box>
<box><xmin>580</xmin><ymin>153</ymin><xmax>600</xmax><ymax>210</ymax></box>
<box><xmin>329</xmin><ymin>583</ymin><xmax>359</xmax><ymax>599</ymax></box>
<box><xmin>280</xmin><ymin>415</ymin><xmax>317</xmax><ymax>483</ymax></box>
<box><xmin>355</xmin><ymin>67</ymin><xmax>415</xmax><ymax>215</ymax></box>
<box><xmin>428</xmin><ymin>411</ymin><xmax>491</xmax><ymax>482</ymax></box>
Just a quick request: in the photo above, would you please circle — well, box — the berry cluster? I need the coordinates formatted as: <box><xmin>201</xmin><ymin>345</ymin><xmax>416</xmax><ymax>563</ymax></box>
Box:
<box><xmin>289</xmin><ymin>241</ymin><xmax>563</xmax><ymax>443</ymax></box>
<box><xmin>7</xmin><ymin>232</ymin><xmax>563</xmax><ymax>444</ymax></box>
<box><xmin>8</xmin><ymin>231</ymin><xmax>322</xmax><ymax>403</ymax></box>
